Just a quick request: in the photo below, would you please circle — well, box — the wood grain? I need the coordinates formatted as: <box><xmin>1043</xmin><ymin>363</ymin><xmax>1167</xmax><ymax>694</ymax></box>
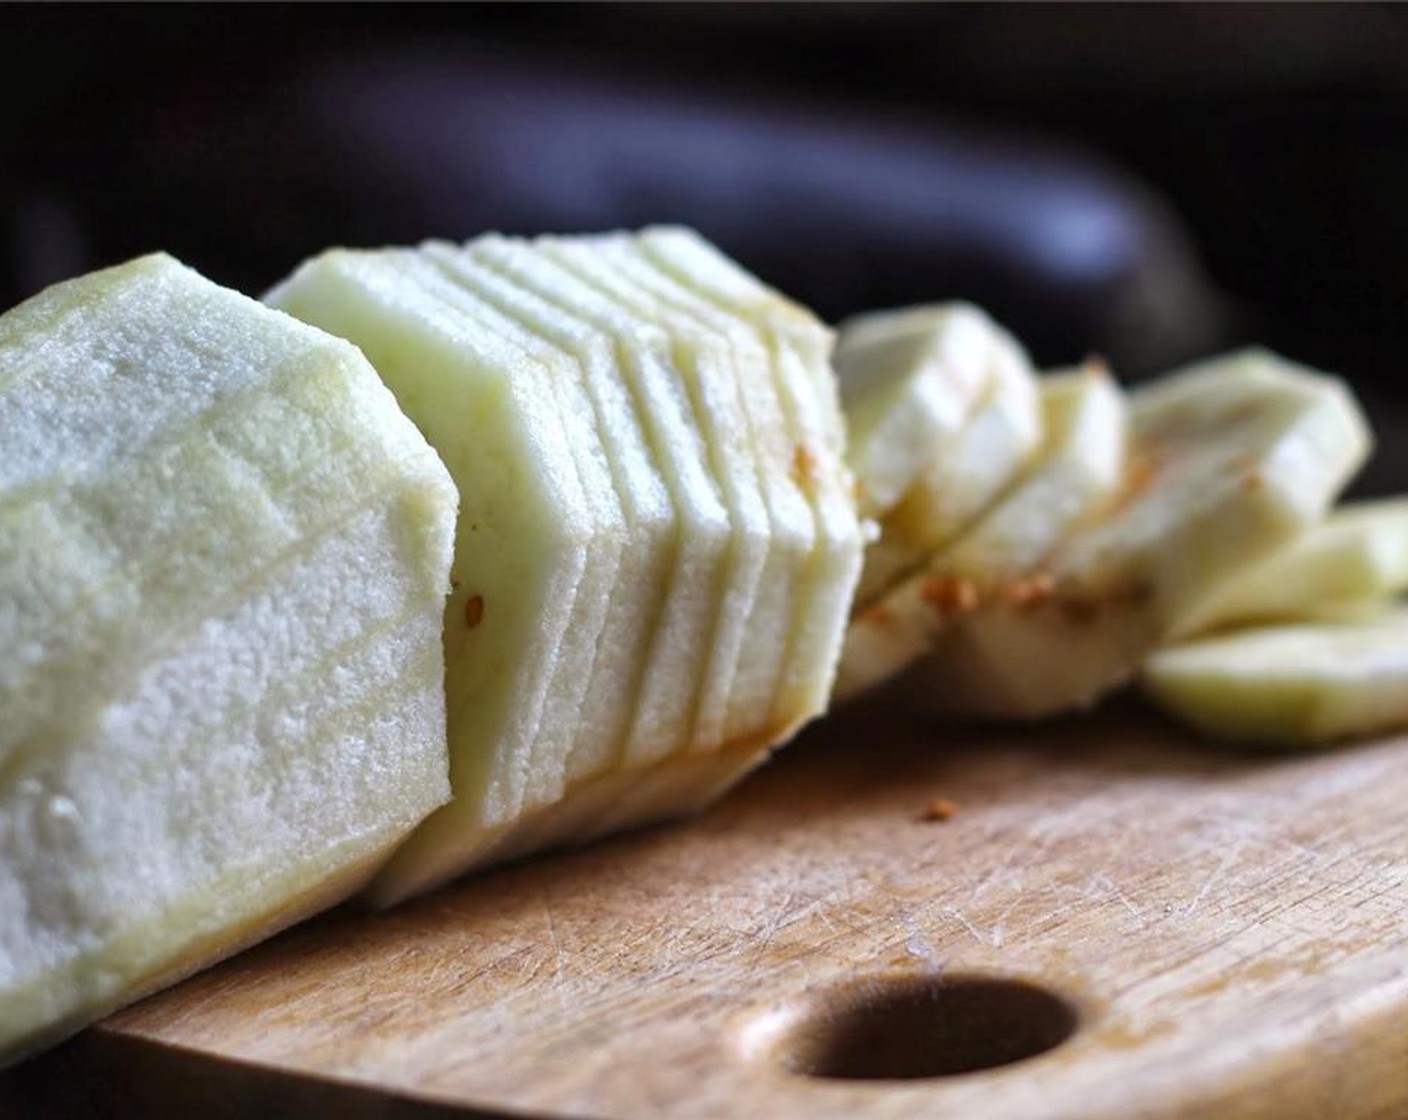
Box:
<box><xmin>19</xmin><ymin>699</ymin><xmax>1408</xmax><ymax>1118</ymax></box>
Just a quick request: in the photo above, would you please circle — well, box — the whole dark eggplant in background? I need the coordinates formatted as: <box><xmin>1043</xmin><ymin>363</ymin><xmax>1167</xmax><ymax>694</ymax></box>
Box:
<box><xmin>4</xmin><ymin>7</ymin><xmax>1405</xmax><ymax>492</ymax></box>
<box><xmin>3</xmin><ymin>43</ymin><xmax>1227</xmax><ymax>379</ymax></box>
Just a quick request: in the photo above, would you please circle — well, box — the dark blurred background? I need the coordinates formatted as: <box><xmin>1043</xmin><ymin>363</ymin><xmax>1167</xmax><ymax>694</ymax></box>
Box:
<box><xmin>3</xmin><ymin>3</ymin><xmax>1406</xmax><ymax>490</ymax></box>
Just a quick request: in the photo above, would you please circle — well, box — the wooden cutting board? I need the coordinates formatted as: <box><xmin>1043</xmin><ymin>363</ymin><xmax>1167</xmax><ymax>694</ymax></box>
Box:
<box><xmin>11</xmin><ymin>698</ymin><xmax>1408</xmax><ymax>1119</ymax></box>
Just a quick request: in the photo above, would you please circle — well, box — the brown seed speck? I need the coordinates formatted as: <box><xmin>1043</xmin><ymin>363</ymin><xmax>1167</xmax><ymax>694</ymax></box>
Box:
<box><xmin>921</xmin><ymin>576</ymin><xmax>979</xmax><ymax>619</ymax></box>
<box><xmin>792</xmin><ymin>444</ymin><xmax>818</xmax><ymax>493</ymax></box>
<box><xmin>464</xmin><ymin>595</ymin><xmax>485</xmax><ymax>629</ymax></box>
<box><xmin>1241</xmin><ymin>470</ymin><xmax>1265</xmax><ymax>494</ymax></box>
<box><xmin>921</xmin><ymin>797</ymin><xmax>960</xmax><ymax>822</ymax></box>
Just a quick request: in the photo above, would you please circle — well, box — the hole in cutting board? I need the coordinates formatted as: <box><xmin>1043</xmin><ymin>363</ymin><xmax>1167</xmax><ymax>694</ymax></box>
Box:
<box><xmin>772</xmin><ymin>974</ymin><xmax>1077</xmax><ymax>1081</ymax></box>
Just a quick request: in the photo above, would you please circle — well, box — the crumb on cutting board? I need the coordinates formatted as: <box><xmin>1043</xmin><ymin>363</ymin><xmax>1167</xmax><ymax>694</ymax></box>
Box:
<box><xmin>921</xmin><ymin>796</ymin><xmax>960</xmax><ymax>822</ymax></box>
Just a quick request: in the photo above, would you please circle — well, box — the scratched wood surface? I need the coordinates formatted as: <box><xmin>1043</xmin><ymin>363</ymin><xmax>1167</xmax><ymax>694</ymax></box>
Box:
<box><xmin>17</xmin><ymin>698</ymin><xmax>1408</xmax><ymax>1119</ymax></box>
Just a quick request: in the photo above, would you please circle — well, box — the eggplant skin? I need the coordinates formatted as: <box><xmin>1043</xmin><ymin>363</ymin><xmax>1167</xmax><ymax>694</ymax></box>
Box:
<box><xmin>4</xmin><ymin>45</ymin><xmax>1220</xmax><ymax>373</ymax></box>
